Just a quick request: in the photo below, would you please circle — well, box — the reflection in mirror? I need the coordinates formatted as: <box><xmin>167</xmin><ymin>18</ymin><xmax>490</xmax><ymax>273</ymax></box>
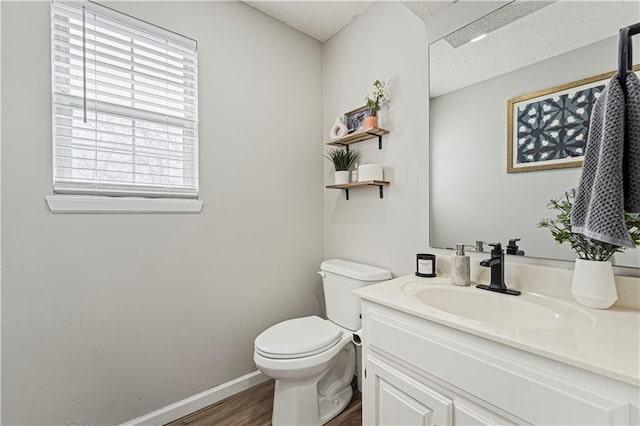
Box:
<box><xmin>429</xmin><ymin>1</ymin><xmax>640</xmax><ymax>268</ymax></box>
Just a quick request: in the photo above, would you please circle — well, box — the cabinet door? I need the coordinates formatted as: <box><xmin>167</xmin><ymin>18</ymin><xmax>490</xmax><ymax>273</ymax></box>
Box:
<box><xmin>364</xmin><ymin>355</ymin><xmax>453</xmax><ymax>426</ymax></box>
<box><xmin>454</xmin><ymin>402</ymin><xmax>520</xmax><ymax>426</ymax></box>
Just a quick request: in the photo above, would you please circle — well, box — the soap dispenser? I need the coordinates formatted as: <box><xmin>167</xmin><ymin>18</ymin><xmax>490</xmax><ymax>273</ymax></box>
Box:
<box><xmin>451</xmin><ymin>243</ymin><xmax>471</xmax><ymax>286</ymax></box>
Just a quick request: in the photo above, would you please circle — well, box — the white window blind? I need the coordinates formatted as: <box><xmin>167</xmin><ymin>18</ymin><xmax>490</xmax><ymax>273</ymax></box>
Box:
<box><xmin>51</xmin><ymin>1</ymin><xmax>199</xmax><ymax>198</ymax></box>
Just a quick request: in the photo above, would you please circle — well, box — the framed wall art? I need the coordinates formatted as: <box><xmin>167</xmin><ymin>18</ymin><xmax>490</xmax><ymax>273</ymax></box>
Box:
<box><xmin>506</xmin><ymin>65</ymin><xmax>640</xmax><ymax>173</ymax></box>
<box><xmin>344</xmin><ymin>106</ymin><xmax>371</xmax><ymax>134</ymax></box>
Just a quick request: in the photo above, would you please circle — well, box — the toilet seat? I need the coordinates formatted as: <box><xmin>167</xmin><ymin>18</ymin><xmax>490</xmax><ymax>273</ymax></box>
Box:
<box><xmin>255</xmin><ymin>316</ymin><xmax>342</xmax><ymax>359</ymax></box>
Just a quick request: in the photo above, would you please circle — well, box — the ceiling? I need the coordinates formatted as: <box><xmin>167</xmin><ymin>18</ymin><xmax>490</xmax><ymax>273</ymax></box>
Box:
<box><xmin>241</xmin><ymin>0</ymin><xmax>639</xmax><ymax>97</ymax></box>
<box><xmin>243</xmin><ymin>1</ymin><xmax>456</xmax><ymax>42</ymax></box>
<box><xmin>430</xmin><ymin>1</ymin><xmax>640</xmax><ymax>97</ymax></box>
<box><xmin>243</xmin><ymin>1</ymin><xmax>375</xmax><ymax>42</ymax></box>
<box><xmin>443</xmin><ymin>1</ymin><xmax>553</xmax><ymax>48</ymax></box>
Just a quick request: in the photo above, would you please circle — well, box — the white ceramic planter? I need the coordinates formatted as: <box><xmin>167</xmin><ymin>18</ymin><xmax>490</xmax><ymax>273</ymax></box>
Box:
<box><xmin>571</xmin><ymin>259</ymin><xmax>617</xmax><ymax>309</ymax></box>
<box><xmin>334</xmin><ymin>171</ymin><xmax>350</xmax><ymax>185</ymax></box>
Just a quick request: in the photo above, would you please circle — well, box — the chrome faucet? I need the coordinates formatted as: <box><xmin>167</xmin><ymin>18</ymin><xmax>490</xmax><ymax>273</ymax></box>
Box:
<box><xmin>476</xmin><ymin>243</ymin><xmax>521</xmax><ymax>296</ymax></box>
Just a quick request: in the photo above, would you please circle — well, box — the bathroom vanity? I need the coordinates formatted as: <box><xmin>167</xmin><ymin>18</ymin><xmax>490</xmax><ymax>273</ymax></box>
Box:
<box><xmin>354</xmin><ymin>274</ymin><xmax>640</xmax><ymax>425</ymax></box>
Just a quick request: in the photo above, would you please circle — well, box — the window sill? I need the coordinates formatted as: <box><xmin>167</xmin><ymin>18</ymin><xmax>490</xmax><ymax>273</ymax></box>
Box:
<box><xmin>45</xmin><ymin>195</ymin><xmax>204</xmax><ymax>214</ymax></box>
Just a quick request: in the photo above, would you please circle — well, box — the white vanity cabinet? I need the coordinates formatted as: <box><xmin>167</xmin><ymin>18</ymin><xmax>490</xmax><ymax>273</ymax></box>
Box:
<box><xmin>363</xmin><ymin>353</ymin><xmax>517</xmax><ymax>426</ymax></box>
<box><xmin>361</xmin><ymin>300</ymin><xmax>639</xmax><ymax>426</ymax></box>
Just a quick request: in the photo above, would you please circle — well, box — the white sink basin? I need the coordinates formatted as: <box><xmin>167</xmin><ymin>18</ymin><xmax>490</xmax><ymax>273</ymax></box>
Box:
<box><xmin>403</xmin><ymin>283</ymin><xmax>595</xmax><ymax>329</ymax></box>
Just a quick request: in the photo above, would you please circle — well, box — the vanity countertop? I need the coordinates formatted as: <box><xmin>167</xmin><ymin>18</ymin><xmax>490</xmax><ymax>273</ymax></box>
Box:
<box><xmin>354</xmin><ymin>274</ymin><xmax>640</xmax><ymax>386</ymax></box>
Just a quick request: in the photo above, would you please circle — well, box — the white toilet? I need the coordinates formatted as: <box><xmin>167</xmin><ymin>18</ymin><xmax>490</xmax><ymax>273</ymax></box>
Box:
<box><xmin>254</xmin><ymin>259</ymin><xmax>391</xmax><ymax>425</ymax></box>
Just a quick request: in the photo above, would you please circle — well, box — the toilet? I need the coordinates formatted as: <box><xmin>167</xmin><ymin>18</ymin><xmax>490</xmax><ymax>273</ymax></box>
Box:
<box><xmin>254</xmin><ymin>259</ymin><xmax>391</xmax><ymax>425</ymax></box>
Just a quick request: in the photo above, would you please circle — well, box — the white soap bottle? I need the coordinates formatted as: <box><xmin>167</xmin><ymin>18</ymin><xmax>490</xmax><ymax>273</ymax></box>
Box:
<box><xmin>451</xmin><ymin>243</ymin><xmax>470</xmax><ymax>286</ymax></box>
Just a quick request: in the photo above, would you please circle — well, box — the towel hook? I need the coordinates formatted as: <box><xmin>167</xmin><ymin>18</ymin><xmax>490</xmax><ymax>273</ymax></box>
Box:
<box><xmin>618</xmin><ymin>27</ymin><xmax>631</xmax><ymax>81</ymax></box>
<box><xmin>618</xmin><ymin>22</ymin><xmax>640</xmax><ymax>81</ymax></box>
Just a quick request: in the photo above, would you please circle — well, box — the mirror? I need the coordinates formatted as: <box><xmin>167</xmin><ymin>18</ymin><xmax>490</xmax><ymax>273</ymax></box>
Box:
<box><xmin>429</xmin><ymin>1</ymin><xmax>640</xmax><ymax>268</ymax></box>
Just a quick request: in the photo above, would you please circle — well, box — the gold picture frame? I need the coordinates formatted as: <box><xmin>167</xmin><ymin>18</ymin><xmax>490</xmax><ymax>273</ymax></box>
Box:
<box><xmin>506</xmin><ymin>65</ymin><xmax>640</xmax><ymax>173</ymax></box>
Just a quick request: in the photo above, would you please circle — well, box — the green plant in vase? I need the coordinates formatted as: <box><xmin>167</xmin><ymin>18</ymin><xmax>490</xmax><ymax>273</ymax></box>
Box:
<box><xmin>323</xmin><ymin>148</ymin><xmax>359</xmax><ymax>185</ymax></box>
<box><xmin>323</xmin><ymin>148</ymin><xmax>359</xmax><ymax>171</ymax></box>
<box><xmin>364</xmin><ymin>79</ymin><xmax>389</xmax><ymax>128</ymax></box>
<box><xmin>365</xmin><ymin>79</ymin><xmax>389</xmax><ymax>117</ymax></box>
<box><xmin>538</xmin><ymin>189</ymin><xmax>640</xmax><ymax>261</ymax></box>
<box><xmin>538</xmin><ymin>189</ymin><xmax>640</xmax><ymax>309</ymax></box>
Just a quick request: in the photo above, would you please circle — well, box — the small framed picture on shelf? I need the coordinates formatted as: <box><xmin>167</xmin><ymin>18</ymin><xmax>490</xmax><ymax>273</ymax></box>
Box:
<box><xmin>344</xmin><ymin>106</ymin><xmax>371</xmax><ymax>134</ymax></box>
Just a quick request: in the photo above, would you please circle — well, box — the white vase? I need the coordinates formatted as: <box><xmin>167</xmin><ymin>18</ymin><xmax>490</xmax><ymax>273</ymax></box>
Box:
<box><xmin>329</xmin><ymin>116</ymin><xmax>348</xmax><ymax>139</ymax></box>
<box><xmin>571</xmin><ymin>259</ymin><xmax>617</xmax><ymax>309</ymax></box>
<box><xmin>334</xmin><ymin>171</ymin><xmax>350</xmax><ymax>185</ymax></box>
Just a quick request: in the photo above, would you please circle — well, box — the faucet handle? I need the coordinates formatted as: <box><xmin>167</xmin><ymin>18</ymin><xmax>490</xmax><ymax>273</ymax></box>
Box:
<box><xmin>506</xmin><ymin>238</ymin><xmax>525</xmax><ymax>256</ymax></box>
<box><xmin>455</xmin><ymin>242</ymin><xmax>485</xmax><ymax>252</ymax></box>
<box><xmin>488</xmin><ymin>242</ymin><xmax>503</xmax><ymax>254</ymax></box>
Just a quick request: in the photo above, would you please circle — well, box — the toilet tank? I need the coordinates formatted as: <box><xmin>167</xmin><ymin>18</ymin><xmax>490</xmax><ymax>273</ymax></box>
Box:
<box><xmin>320</xmin><ymin>259</ymin><xmax>391</xmax><ymax>331</ymax></box>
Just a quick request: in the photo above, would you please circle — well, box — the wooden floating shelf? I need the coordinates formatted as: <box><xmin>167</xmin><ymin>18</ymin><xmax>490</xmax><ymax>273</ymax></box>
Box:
<box><xmin>326</xmin><ymin>127</ymin><xmax>390</xmax><ymax>149</ymax></box>
<box><xmin>326</xmin><ymin>180</ymin><xmax>390</xmax><ymax>200</ymax></box>
<box><xmin>325</xmin><ymin>180</ymin><xmax>390</xmax><ymax>190</ymax></box>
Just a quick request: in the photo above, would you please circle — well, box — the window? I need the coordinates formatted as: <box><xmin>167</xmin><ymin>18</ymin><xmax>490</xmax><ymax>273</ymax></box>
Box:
<box><xmin>51</xmin><ymin>1</ymin><xmax>198</xmax><ymax>199</ymax></box>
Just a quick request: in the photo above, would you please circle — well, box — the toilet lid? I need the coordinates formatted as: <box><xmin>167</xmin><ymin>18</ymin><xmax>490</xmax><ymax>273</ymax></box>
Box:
<box><xmin>255</xmin><ymin>316</ymin><xmax>342</xmax><ymax>359</ymax></box>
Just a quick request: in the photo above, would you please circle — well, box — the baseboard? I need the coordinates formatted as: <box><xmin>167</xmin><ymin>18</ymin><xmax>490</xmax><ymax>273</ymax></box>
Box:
<box><xmin>120</xmin><ymin>370</ymin><xmax>269</xmax><ymax>426</ymax></box>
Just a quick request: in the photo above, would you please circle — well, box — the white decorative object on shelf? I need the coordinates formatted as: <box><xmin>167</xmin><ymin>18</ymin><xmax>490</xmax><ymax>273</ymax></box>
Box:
<box><xmin>330</xmin><ymin>116</ymin><xmax>348</xmax><ymax>139</ymax></box>
<box><xmin>571</xmin><ymin>259</ymin><xmax>617</xmax><ymax>309</ymax></box>
<box><xmin>334</xmin><ymin>171</ymin><xmax>350</xmax><ymax>185</ymax></box>
<box><xmin>358</xmin><ymin>164</ymin><xmax>383</xmax><ymax>182</ymax></box>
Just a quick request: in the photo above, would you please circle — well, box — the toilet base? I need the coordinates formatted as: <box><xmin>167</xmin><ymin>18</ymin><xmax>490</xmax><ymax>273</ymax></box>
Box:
<box><xmin>318</xmin><ymin>386</ymin><xmax>353</xmax><ymax>424</ymax></box>
<box><xmin>268</xmin><ymin>343</ymin><xmax>356</xmax><ymax>426</ymax></box>
<box><xmin>272</xmin><ymin>379</ymin><xmax>353</xmax><ymax>426</ymax></box>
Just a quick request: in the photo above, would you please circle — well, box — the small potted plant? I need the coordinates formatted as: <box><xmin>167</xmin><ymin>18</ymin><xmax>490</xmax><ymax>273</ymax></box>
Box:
<box><xmin>323</xmin><ymin>148</ymin><xmax>359</xmax><ymax>185</ymax></box>
<box><xmin>364</xmin><ymin>79</ymin><xmax>389</xmax><ymax>129</ymax></box>
<box><xmin>538</xmin><ymin>189</ymin><xmax>640</xmax><ymax>309</ymax></box>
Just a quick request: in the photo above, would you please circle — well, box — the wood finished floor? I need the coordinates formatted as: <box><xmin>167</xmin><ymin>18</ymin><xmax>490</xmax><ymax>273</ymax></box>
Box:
<box><xmin>167</xmin><ymin>379</ymin><xmax>362</xmax><ymax>426</ymax></box>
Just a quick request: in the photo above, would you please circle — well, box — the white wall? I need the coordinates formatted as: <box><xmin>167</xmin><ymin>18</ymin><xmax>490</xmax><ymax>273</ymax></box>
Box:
<box><xmin>0</xmin><ymin>1</ymin><xmax>3</xmax><ymax>422</ymax></box>
<box><xmin>430</xmin><ymin>36</ymin><xmax>640</xmax><ymax>268</ymax></box>
<box><xmin>323</xmin><ymin>2</ymin><xmax>430</xmax><ymax>276</ymax></box>
<box><xmin>1</xmin><ymin>2</ymin><xmax>323</xmax><ymax>424</ymax></box>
